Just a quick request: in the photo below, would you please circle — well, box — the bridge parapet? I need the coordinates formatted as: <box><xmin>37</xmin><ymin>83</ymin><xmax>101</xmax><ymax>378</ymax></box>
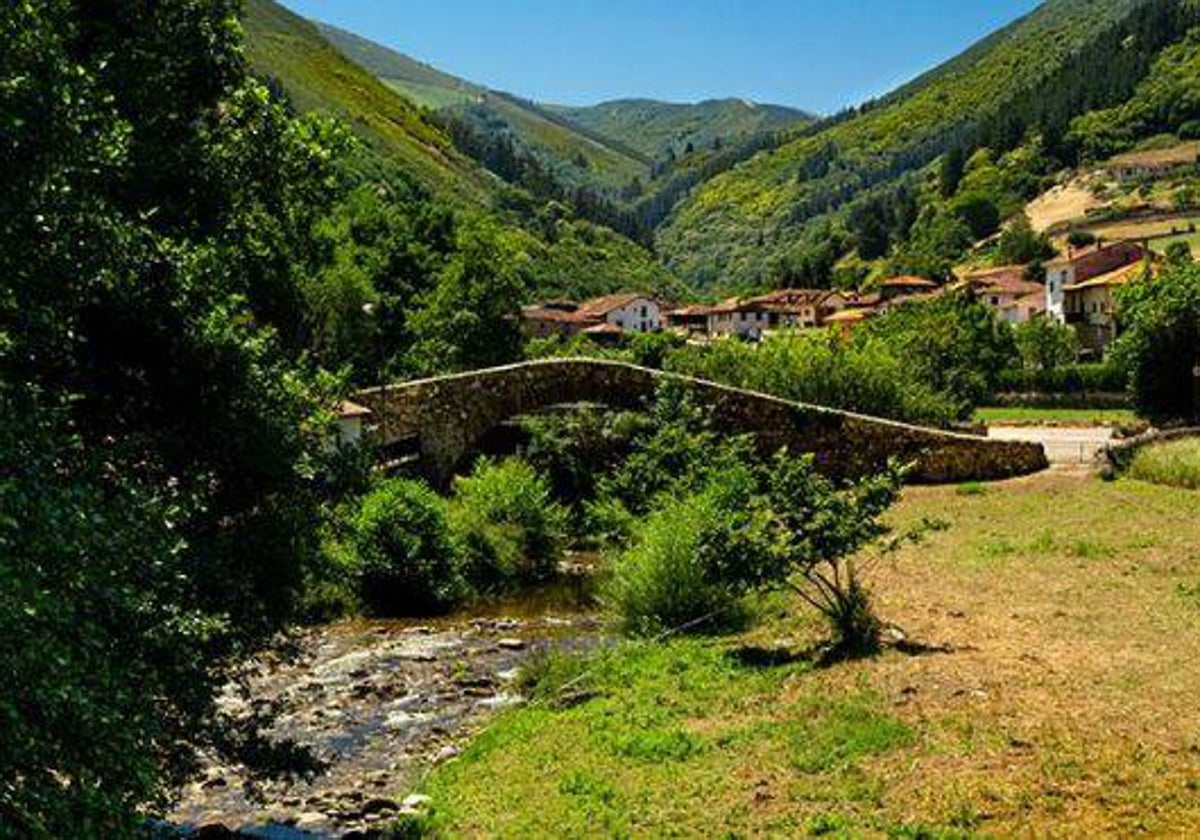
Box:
<box><xmin>354</xmin><ymin>359</ymin><xmax>1048</xmax><ymax>485</ymax></box>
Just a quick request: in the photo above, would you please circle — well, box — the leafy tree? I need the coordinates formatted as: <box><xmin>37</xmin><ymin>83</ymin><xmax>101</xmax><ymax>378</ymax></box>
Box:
<box><xmin>996</xmin><ymin>213</ymin><xmax>1055</xmax><ymax>265</ymax></box>
<box><xmin>940</xmin><ymin>147</ymin><xmax>966</xmax><ymax>198</ymax></box>
<box><xmin>408</xmin><ymin>219</ymin><xmax>528</xmax><ymax>373</ymax></box>
<box><xmin>0</xmin><ymin>1</ymin><xmax>354</xmax><ymax>829</ymax></box>
<box><xmin>1113</xmin><ymin>262</ymin><xmax>1200</xmax><ymax>422</ymax></box>
<box><xmin>353</xmin><ymin>479</ymin><xmax>465</xmax><ymax>615</ymax></box>
<box><xmin>1014</xmin><ymin>318</ymin><xmax>1079</xmax><ymax>371</ymax></box>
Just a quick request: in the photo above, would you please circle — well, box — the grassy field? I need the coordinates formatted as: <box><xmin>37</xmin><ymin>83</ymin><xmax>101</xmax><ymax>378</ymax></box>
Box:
<box><xmin>1127</xmin><ymin>438</ymin><xmax>1200</xmax><ymax>490</ymax></box>
<box><xmin>976</xmin><ymin>406</ymin><xmax>1137</xmax><ymax>426</ymax></box>
<box><xmin>418</xmin><ymin>471</ymin><xmax>1200</xmax><ymax>837</ymax></box>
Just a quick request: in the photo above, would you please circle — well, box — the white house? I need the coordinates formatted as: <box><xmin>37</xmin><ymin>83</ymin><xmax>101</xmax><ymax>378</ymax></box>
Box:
<box><xmin>572</xmin><ymin>292</ymin><xmax>663</xmax><ymax>333</ymax></box>
<box><xmin>1045</xmin><ymin>241</ymin><xmax>1145</xmax><ymax>322</ymax></box>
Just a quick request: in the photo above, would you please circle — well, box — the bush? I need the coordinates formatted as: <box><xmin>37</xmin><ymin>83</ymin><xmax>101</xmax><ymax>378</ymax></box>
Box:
<box><xmin>1126</xmin><ymin>438</ymin><xmax>1200</xmax><ymax>490</ymax></box>
<box><xmin>605</xmin><ymin>486</ymin><xmax>761</xmax><ymax>637</ymax></box>
<box><xmin>449</xmin><ymin>458</ymin><xmax>569</xmax><ymax>588</ymax></box>
<box><xmin>353</xmin><ymin>479</ymin><xmax>465</xmax><ymax>615</ymax></box>
<box><xmin>1113</xmin><ymin>262</ymin><xmax>1200</xmax><ymax>422</ymax></box>
<box><xmin>605</xmin><ymin>439</ymin><xmax>904</xmax><ymax>655</ymax></box>
<box><xmin>665</xmin><ymin>330</ymin><xmax>963</xmax><ymax>427</ymax></box>
<box><xmin>994</xmin><ymin>361</ymin><xmax>1127</xmax><ymax>394</ymax></box>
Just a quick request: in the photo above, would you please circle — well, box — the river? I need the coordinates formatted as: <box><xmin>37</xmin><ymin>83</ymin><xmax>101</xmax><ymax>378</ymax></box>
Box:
<box><xmin>167</xmin><ymin>574</ymin><xmax>603</xmax><ymax>838</ymax></box>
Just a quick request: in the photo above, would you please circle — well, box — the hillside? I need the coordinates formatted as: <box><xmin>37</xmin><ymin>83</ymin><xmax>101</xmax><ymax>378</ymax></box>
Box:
<box><xmin>551</xmin><ymin>97</ymin><xmax>813</xmax><ymax>161</ymax></box>
<box><xmin>315</xmin><ymin>22</ymin><xmax>652</xmax><ymax>195</ymax></box>
<box><xmin>241</xmin><ymin>0</ymin><xmax>497</xmax><ymax>202</ymax></box>
<box><xmin>657</xmin><ymin>0</ymin><xmax>1197</xmax><ymax>288</ymax></box>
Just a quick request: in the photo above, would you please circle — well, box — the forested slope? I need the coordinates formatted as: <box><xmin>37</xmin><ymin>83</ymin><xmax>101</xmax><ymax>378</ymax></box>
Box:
<box><xmin>658</xmin><ymin>0</ymin><xmax>1197</xmax><ymax>289</ymax></box>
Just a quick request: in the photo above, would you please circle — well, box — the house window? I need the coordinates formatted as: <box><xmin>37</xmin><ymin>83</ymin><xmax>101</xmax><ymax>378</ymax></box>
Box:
<box><xmin>641</xmin><ymin>306</ymin><xmax>648</xmax><ymax>318</ymax></box>
<box><xmin>991</xmin><ymin>296</ymin><xmax>1000</xmax><ymax>306</ymax></box>
<box><xmin>615</xmin><ymin>319</ymin><xmax>624</xmax><ymax>328</ymax></box>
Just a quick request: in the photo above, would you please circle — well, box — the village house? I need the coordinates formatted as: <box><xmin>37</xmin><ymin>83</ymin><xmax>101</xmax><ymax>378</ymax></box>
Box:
<box><xmin>958</xmin><ymin>265</ymin><xmax>1046</xmax><ymax>323</ymax></box>
<box><xmin>670</xmin><ymin>289</ymin><xmax>850</xmax><ymax>340</ymax></box>
<box><xmin>573</xmin><ymin>292</ymin><xmax>663</xmax><ymax>333</ymax></box>
<box><xmin>521</xmin><ymin>293</ymin><xmax>663</xmax><ymax>339</ymax></box>
<box><xmin>520</xmin><ymin>302</ymin><xmax>585</xmax><ymax>339</ymax></box>
<box><xmin>1045</xmin><ymin>240</ymin><xmax>1145</xmax><ymax>322</ymax></box>
<box><xmin>329</xmin><ymin>400</ymin><xmax>371</xmax><ymax>451</ymax></box>
<box><xmin>1063</xmin><ymin>259</ymin><xmax>1156</xmax><ymax>355</ymax></box>
<box><xmin>1104</xmin><ymin>143</ymin><xmax>1199</xmax><ymax>182</ymax></box>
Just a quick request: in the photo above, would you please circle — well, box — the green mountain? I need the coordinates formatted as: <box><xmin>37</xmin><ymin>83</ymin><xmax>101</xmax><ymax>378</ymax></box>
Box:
<box><xmin>657</xmin><ymin>0</ymin><xmax>1198</xmax><ymax>288</ymax></box>
<box><xmin>241</xmin><ymin>0</ymin><xmax>687</xmax><ymax>301</ymax></box>
<box><xmin>314</xmin><ymin>22</ymin><xmax>652</xmax><ymax>194</ymax></box>
<box><xmin>242</xmin><ymin>0</ymin><xmax>497</xmax><ymax>202</ymax></box>
<box><xmin>551</xmin><ymin>98</ymin><xmax>813</xmax><ymax>161</ymax></box>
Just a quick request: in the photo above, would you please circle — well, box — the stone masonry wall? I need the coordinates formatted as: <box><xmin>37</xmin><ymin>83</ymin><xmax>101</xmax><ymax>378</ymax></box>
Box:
<box><xmin>354</xmin><ymin>359</ymin><xmax>1048</xmax><ymax>485</ymax></box>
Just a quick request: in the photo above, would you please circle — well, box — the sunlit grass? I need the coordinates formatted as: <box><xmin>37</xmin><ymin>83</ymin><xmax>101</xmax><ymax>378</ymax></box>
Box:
<box><xmin>1127</xmin><ymin>437</ymin><xmax>1200</xmax><ymax>490</ymax></box>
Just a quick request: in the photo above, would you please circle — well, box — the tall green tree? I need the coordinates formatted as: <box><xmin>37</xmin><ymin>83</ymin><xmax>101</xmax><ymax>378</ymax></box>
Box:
<box><xmin>1113</xmin><ymin>263</ymin><xmax>1200</xmax><ymax>422</ymax></box>
<box><xmin>408</xmin><ymin>219</ymin><xmax>528</xmax><ymax>373</ymax></box>
<box><xmin>1</xmin><ymin>1</ymin><xmax>350</xmax><ymax>831</ymax></box>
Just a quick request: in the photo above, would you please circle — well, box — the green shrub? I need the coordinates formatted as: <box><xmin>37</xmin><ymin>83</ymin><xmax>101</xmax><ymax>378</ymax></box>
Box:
<box><xmin>449</xmin><ymin>458</ymin><xmax>569</xmax><ymax>588</ymax></box>
<box><xmin>1127</xmin><ymin>438</ymin><xmax>1200</xmax><ymax>490</ymax></box>
<box><xmin>605</xmin><ymin>490</ymin><xmax>749</xmax><ymax>637</ymax></box>
<box><xmin>353</xmin><ymin>479</ymin><xmax>465</xmax><ymax>615</ymax></box>
<box><xmin>994</xmin><ymin>361</ymin><xmax>1127</xmax><ymax>394</ymax></box>
<box><xmin>1113</xmin><ymin>262</ymin><xmax>1200</xmax><ymax>423</ymax></box>
<box><xmin>665</xmin><ymin>329</ymin><xmax>963</xmax><ymax>427</ymax></box>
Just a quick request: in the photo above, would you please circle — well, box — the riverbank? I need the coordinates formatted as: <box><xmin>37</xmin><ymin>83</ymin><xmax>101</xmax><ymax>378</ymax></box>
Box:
<box><xmin>419</xmin><ymin>471</ymin><xmax>1200</xmax><ymax>837</ymax></box>
<box><xmin>169</xmin><ymin>579</ymin><xmax>604</xmax><ymax>838</ymax></box>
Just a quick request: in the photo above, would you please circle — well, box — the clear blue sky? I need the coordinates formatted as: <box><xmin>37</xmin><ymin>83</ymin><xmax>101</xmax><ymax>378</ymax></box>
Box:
<box><xmin>279</xmin><ymin>0</ymin><xmax>1042</xmax><ymax>113</ymax></box>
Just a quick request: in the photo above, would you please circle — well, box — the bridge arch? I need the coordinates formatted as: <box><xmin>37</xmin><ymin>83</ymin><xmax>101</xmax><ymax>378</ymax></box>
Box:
<box><xmin>353</xmin><ymin>359</ymin><xmax>1047</xmax><ymax>486</ymax></box>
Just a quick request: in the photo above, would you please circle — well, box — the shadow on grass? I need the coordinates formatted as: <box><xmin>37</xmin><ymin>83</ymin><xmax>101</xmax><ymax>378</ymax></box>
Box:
<box><xmin>728</xmin><ymin>630</ymin><xmax>960</xmax><ymax>671</ymax></box>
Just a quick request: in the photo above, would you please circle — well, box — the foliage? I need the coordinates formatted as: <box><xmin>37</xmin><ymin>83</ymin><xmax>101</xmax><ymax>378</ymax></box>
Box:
<box><xmin>1014</xmin><ymin>318</ymin><xmax>1080</xmax><ymax>371</ymax></box>
<box><xmin>407</xmin><ymin>218</ymin><xmax>528</xmax><ymax>373</ymax></box>
<box><xmin>0</xmin><ymin>397</ymin><xmax>224</xmax><ymax>837</ymax></box>
<box><xmin>1113</xmin><ymin>261</ymin><xmax>1200</xmax><ymax>421</ymax></box>
<box><xmin>995</xmin><ymin>213</ymin><xmax>1055</xmax><ymax>266</ymax></box>
<box><xmin>352</xmin><ymin>479</ymin><xmax>465</xmax><ymax>615</ymax></box>
<box><xmin>1126</xmin><ymin>438</ymin><xmax>1200</xmax><ymax>489</ymax></box>
<box><xmin>1069</xmin><ymin>26</ymin><xmax>1200</xmax><ymax>159</ymax></box>
<box><xmin>862</xmin><ymin>295</ymin><xmax>1019</xmax><ymax>415</ymax></box>
<box><xmin>519</xmin><ymin>408</ymin><xmax>651</xmax><ymax>508</ymax></box>
<box><xmin>994</xmin><ymin>361</ymin><xmax>1128</xmax><ymax>394</ymax></box>
<box><xmin>449</xmin><ymin>459</ymin><xmax>570</xmax><ymax>588</ymax></box>
<box><xmin>0</xmin><ymin>0</ymin><xmax>373</xmax><ymax>827</ymax></box>
<box><xmin>665</xmin><ymin>331</ymin><xmax>963</xmax><ymax>427</ymax></box>
<box><xmin>596</xmin><ymin>388</ymin><xmax>903</xmax><ymax>651</ymax></box>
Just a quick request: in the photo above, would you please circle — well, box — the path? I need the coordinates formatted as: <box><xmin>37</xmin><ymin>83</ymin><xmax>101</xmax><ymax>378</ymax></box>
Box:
<box><xmin>987</xmin><ymin>424</ymin><xmax>1115</xmax><ymax>466</ymax></box>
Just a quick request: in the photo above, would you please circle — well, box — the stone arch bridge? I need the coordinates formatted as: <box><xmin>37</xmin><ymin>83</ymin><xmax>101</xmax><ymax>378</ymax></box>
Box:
<box><xmin>353</xmin><ymin>359</ymin><xmax>1047</xmax><ymax>486</ymax></box>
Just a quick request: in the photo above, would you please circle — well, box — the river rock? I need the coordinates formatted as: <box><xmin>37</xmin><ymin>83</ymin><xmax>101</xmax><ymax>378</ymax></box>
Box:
<box><xmin>360</xmin><ymin>796</ymin><xmax>399</xmax><ymax>816</ymax></box>
<box><xmin>402</xmin><ymin>794</ymin><xmax>432</xmax><ymax>811</ymax></box>
<box><xmin>293</xmin><ymin>812</ymin><xmax>328</xmax><ymax>830</ymax></box>
<box><xmin>496</xmin><ymin>638</ymin><xmax>525</xmax><ymax>651</ymax></box>
<box><xmin>434</xmin><ymin>744</ymin><xmax>461</xmax><ymax>761</ymax></box>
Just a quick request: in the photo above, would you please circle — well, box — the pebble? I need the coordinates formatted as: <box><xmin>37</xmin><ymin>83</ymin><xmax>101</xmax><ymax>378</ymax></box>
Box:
<box><xmin>497</xmin><ymin>638</ymin><xmax>526</xmax><ymax>650</ymax></box>
<box><xmin>434</xmin><ymin>744</ymin><xmax>461</xmax><ymax>761</ymax></box>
